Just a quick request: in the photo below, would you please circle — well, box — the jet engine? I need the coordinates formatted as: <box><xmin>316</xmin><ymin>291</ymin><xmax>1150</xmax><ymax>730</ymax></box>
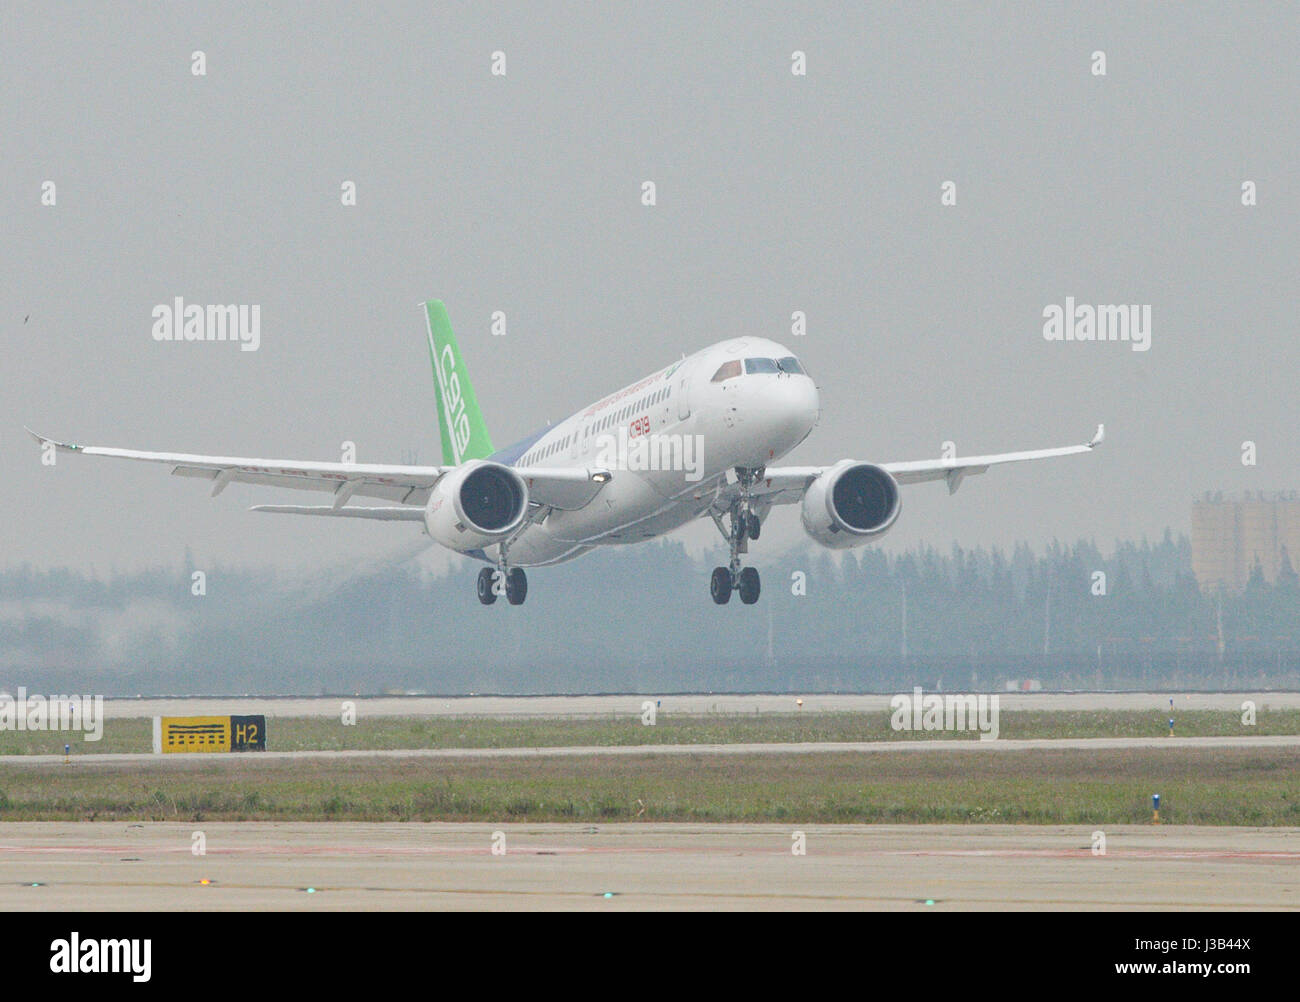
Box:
<box><xmin>424</xmin><ymin>461</ymin><xmax>528</xmax><ymax>552</ymax></box>
<box><xmin>800</xmin><ymin>461</ymin><xmax>901</xmax><ymax>548</ymax></box>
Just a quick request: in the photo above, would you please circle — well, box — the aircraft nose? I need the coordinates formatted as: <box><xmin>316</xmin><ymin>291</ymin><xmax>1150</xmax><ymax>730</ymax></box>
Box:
<box><xmin>793</xmin><ymin>374</ymin><xmax>820</xmax><ymax>427</ymax></box>
<box><xmin>759</xmin><ymin>374</ymin><xmax>820</xmax><ymax>450</ymax></box>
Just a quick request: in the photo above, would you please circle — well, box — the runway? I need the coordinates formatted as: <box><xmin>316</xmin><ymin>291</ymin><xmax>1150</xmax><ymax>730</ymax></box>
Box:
<box><xmin>86</xmin><ymin>691</ymin><xmax>1300</xmax><ymax>720</ymax></box>
<box><xmin>0</xmin><ymin>822</ymin><xmax>1294</xmax><ymax>910</ymax></box>
<box><xmin>5</xmin><ymin>734</ymin><xmax>1300</xmax><ymax>767</ymax></box>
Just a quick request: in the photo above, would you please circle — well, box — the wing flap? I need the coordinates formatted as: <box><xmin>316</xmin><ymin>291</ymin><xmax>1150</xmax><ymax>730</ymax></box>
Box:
<box><xmin>27</xmin><ymin>427</ymin><xmax>612</xmax><ymax>511</ymax></box>
<box><xmin>882</xmin><ymin>425</ymin><xmax>1103</xmax><ymax>488</ymax></box>
<box><xmin>250</xmin><ymin>505</ymin><xmax>426</xmax><ymax>521</ymax></box>
<box><xmin>26</xmin><ymin>427</ymin><xmax>447</xmax><ymax>504</ymax></box>
<box><xmin>749</xmin><ymin>425</ymin><xmax>1103</xmax><ymax>505</ymax></box>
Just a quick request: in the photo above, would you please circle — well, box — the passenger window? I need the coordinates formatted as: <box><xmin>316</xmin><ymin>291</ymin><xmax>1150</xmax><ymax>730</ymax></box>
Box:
<box><xmin>744</xmin><ymin>357</ymin><xmax>780</xmax><ymax>374</ymax></box>
<box><xmin>711</xmin><ymin>360</ymin><xmax>742</xmax><ymax>382</ymax></box>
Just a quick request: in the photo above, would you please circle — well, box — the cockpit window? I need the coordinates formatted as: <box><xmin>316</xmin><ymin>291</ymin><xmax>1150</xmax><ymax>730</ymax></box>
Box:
<box><xmin>776</xmin><ymin>356</ymin><xmax>805</xmax><ymax>375</ymax></box>
<box><xmin>744</xmin><ymin>357</ymin><xmax>780</xmax><ymax>374</ymax></box>
<box><xmin>711</xmin><ymin>360</ymin><xmax>742</xmax><ymax>382</ymax></box>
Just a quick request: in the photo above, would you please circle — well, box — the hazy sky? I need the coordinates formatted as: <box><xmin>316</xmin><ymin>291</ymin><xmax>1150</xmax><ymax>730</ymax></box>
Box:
<box><xmin>5</xmin><ymin>2</ymin><xmax>1298</xmax><ymax>577</ymax></box>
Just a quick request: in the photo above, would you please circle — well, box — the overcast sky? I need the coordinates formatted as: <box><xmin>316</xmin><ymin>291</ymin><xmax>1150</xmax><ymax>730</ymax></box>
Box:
<box><xmin>4</xmin><ymin>2</ymin><xmax>1298</xmax><ymax>578</ymax></box>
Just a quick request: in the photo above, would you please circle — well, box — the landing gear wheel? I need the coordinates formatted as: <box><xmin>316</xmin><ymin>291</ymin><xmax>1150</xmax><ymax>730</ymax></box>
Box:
<box><xmin>746</xmin><ymin>512</ymin><xmax>761</xmax><ymax>540</ymax></box>
<box><xmin>505</xmin><ymin>567</ymin><xmax>528</xmax><ymax>605</ymax></box>
<box><xmin>710</xmin><ymin>566</ymin><xmax>732</xmax><ymax>605</ymax></box>
<box><xmin>738</xmin><ymin>566</ymin><xmax>761</xmax><ymax>604</ymax></box>
<box><xmin>477</xmin><ymin>567</ymin><xmax>498</xmax><ymax>605</ymax></box>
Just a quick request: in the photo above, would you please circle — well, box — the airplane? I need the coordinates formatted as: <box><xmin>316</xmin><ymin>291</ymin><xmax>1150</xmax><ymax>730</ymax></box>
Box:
<box><xmin>28</xmin><ymin>300</ymin><xmax>1103</xmax><ymax>606</ymax></box>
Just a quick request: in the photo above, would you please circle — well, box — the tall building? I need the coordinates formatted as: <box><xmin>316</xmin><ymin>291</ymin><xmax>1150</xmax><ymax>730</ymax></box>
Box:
<box><xmin>1191</xmin><ymin>491</ymin><xmax>1300</xmax><ymax>592</ymax></box>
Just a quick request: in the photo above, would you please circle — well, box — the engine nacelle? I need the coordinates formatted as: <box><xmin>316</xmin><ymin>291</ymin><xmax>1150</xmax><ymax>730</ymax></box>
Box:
<box><xmin>424</xmin><ymin>460</ymin><xmax>528</xmax><ymax>552</ymax></box>
<box><xmin>800</xmin><ymin>461</ymin><xmax>901</xmax><ymax>549</ymax></box>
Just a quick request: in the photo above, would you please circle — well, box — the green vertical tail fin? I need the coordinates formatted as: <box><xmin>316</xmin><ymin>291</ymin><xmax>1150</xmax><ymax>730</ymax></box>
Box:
<box><xmin>422</xmin><ymin>300</ymin><xmax>494</xmax><ymax>466</ymax></box>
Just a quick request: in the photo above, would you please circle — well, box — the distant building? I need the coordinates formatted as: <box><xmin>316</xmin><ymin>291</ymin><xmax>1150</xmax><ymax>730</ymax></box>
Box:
<box><xmin>1192</xmin><ymin>491</ymin><xmax>1300</xmax><ymax>592</ymax></box>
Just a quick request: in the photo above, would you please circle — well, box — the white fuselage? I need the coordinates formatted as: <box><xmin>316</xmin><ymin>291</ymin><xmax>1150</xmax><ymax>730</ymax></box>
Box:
<box><xmin>496</xmin><ymin>337</ymin><xmax>820</xmax><ymax>566</ymax></box>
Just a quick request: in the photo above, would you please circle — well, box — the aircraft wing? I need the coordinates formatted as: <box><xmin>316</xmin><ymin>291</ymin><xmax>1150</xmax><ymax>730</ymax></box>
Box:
<box><xmin>744</xmin><ymin>424</ymin><xmax>1104</xmax><ymax>506</ymax></box>
<box><xmin>248</xmin><ymin>505</ymin><xmax>428</xmax><ymax>520</ymax></box>
<box><xmin>24</xmin><ymin>428</ymin><xmax>612</xmax><ymax>512</ymax></box>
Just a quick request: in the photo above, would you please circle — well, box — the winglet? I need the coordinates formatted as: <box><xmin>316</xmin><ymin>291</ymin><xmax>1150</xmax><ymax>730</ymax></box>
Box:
<box><xmin>1088</xmin><ymin>424</ymin><xmax>1105</xmax><ymax>448</ymax></box>
<box><xmin>24</xmin><ymin>427</ymin><xmax>81</xmax><ymax>452</ymax></box>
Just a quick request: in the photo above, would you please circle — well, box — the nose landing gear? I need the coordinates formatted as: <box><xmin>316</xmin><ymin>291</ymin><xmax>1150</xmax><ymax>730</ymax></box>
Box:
<box><xmin>709</xmin><ymin>468</ymin><xmax>764</xmax><ymax>605</ymax></box>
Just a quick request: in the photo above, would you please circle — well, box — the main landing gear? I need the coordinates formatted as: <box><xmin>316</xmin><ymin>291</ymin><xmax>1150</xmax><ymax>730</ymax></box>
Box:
<box><xmin>709</xmin><ymin>468</ymin><xmax>764</xmax><ymax>605</ymax></box>
<box><xmin>477</xmin><ymin>543</ymin><xmax>528</xmax><ymax>606</ymax></box>
<box><xmin>710</xmin><ymin>564</ymin><xmax>760</xmax><ymax>605</ymax></box>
